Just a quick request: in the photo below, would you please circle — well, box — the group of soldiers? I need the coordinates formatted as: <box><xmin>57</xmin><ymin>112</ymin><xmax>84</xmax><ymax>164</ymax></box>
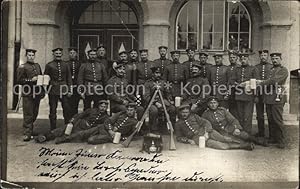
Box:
<box><xmin>17</xmin><ymin>45</ymin><xmax>288</xmax><ymax>150</ymax></box>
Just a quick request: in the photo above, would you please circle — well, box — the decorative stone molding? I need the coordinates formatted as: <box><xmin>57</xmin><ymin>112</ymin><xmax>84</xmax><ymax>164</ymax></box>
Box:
<box><xmin>143</xmin><ymin>19</ymin><xmax>170</xmax><ymax>27</ymax></box>
<box><xmin>260</xmin><ymin>20</ymin><xmax>293</xmax><ymax>29</ymax></box>
<box><xmin>27</xmin><ymin>18</ymin><xmax>59</xmax><ymax>28</ymax></box>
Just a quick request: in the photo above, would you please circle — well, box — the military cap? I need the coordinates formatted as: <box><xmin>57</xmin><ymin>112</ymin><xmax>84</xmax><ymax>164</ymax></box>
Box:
<box><xmin>128</xmin><ymin>49</ymin><xmax>138</xmax><ymax>53</ymax></box>
<box><xmin>191</xmin><ymin>63</ymin><xmax>202</xmax><ymax>69</ymax></box>
<box><xmin>114</xmin><ymin>62</ymin><xmax>125</xmax><ymax>69</ymax></box>
<box><xmin>186</xmin><ymin>48</ymin><xmax>196</xmax><ymax>53</ymax></box>
<box><xmin>118</xmin><ymin>51</ymin><xmax>127</xmax><ymax>56</ymax></box>
<box><xmin>25</xmin><ymin>49</ymin><xmax>37</xmax><ymax>54</ymax></box>
<box><xmin>228</xmin><ymin>50</ymin><xmax>239</xmax><ymax>56</ymax></box>
<box><xmin>258</xmin><ymin>49</ymin><xmax>269</xmax><ymax>54</ymax></box>
<box><xmin>170</xmin><ymin>50</ymin><xmax>180</xmax><ymax>55</ymax></box>
<box><xmin>213</xmin><ymin>52</ymin><xmax>224</xmax><ymax>57</ymax></box>
<box><xmin>207</xmin><ymin>96</ymin><xmax>219</xmax><ymax>103</ymax></box>
<box><xmin>239</xmin><ymin>52</ymin><xmax>250</xmax><ymax>58</ymax></box>
<box><xmin>68</xmin><ymin>47</ymin><xmax>78</xmax><ymax>51</ymax></box>
<box><xmin>97</xmin><ymin>44</ymin><xmax>106</xmax><ymax>50</ymax></box>
<box><xmin>150</xmin><ymin>66</ymin><xmax>162</xmax><ymax>73</ymax></box>
<box><xmin>178</xmin><ymin>104</ymin><xmax>191</xmax><ymax>111</ymax></box>
<box><xmin>87</xmin><ymin>49</ymin><xmax>97</xmax><ymax>54</ymax></box>
<box><xmin>270</xmin><ymin>52</ymin><xmax>282</xmax><ymax>58</ymax></box>
<box><xmin>199</xmin><ymin>52</ymin><xmax>209</xmax><ymax>57</ymax></box>
<box><xmin>98</xmin><ymin>100</ymin><xmax>109</xmax><ymax>105</ymax></box>
<box><xmin>126</xmin><ymin>102</ymin><xmax>137</xmax><ymax>108</ymax></box>
<box><xmin>158</xmin><ymin>46</ymin><xmax>168</xmax><ymax>50</ymax></box>
<box><xmin>139</xmin><ymin>49</ymin><xmax>148</xmax><ymax>53</ymax></box>
<box><xmin>52</xmin><ymin>48</ymin><xmax>63</xmax><ymax>52</ymax></box>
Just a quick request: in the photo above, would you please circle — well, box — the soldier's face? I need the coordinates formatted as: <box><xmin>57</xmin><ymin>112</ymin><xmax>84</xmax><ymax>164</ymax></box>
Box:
<box><xmin>69</xmin><ymin>50</ymin><xmax>77</xmax><ymax>60</ymax></box>
<box><xmin>154</xmin><ymin>71</ymin><xmax>161</xmax><ymax>79</ymax></box>
<box><xmin>240</xmin><ymin>56</ymin><xmax>249</xmax><ymax>65</ymax></box>
<box><xmin>199</xmin><ymin>55</ymin><xmax>207</xmax><ymax>64</ymax></box>
<box><xmin>26</xmin><ymin>52</ymin><xmax>35</xmax><ymax>62</ymax></box>
<box><xmin>208</xmin><ymin>100</ymin><xmax>219</xmax><ymax>110</ymax></box>
<box><xmin>159</xmin><ymin>48</ymin><xmax>167</xmax><ymax>57</ymax></box>
<box><xmin>229</xmin><ymin>54</ymin><xmax>238</xmax><ymax>64</ymax></box>
<box><xmin>260</xmin><ymin>52</ymin><xmax>268</xmax><ymax>63</ymax></box>
<box><xmin>180</xmin><ymin>109</ymin><xmax>190</xmax><ymax>119</ymax></box>
<box><xmin>126</xmin><ymin>107</ymin><xmax>136</xmax><ymax>117</ymax></box>
<box><xmin>89</xmin><ymin>52</ymin><xmax>97</xmax><ymax>60</ymax></box>
<box><xmin>116</xmin><ymin>66</ymin><xmax>126</xmax><ymax>76</ymax></box>
<box><xmin>171</xmin><ymin>54</ymin><xmax>180</xmax><ymax>61</ymax></box>
<box><xmin>214</xmin><ymin>56</ymin><xmax>223</xmax><ymax>65</ymax></box>
<box><xmin>53</xmin><ymin>50</ymin><xmax>63</xmax><ymax>61</ymax></box>
<box><xmin>97</xmin><ymin>47</ymin><xmax>106</xmax><ymax>57</ymax></box>
<box><xmin>191</xmin><ymin>66</ymin><xmax>200</xmax><ymax>75</ymax></box>
<box><xmin>271</xmin><ymin>56</ymin><xmax>281</xmax><ymax>66</ymax></box>
<box><xmin>119</xmin><ymin>54</ymin><xmax>128</xmax><ymax>62</ymax></box>
<box><xmin>187</xmin><ymin>51</ymin><xmax>195</xmax><ymax>59</ymax></box>
<box><xmin>98</xmin><ymin>103</ymin><xmax>108</xmax><ymax>112</ymax></box>
<box><xmin>140</xmin><ymin>52</ymin><xmax>148</xmax><ymax>61</ymax></box>
<box><xmin>130</xmin><ymin>51</ymin><xmax>138</xmax><ymax>60</ymax></box>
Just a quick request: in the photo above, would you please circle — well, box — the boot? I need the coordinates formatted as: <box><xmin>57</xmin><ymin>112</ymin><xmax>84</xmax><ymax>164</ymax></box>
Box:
<box><xmin>228</xmin><ymin>142</ymin><xmax>254</xmax><ymax>151</ymax></box>
<box><xmin>250</xmin><ymin>136</ymin><xmax>269</xmax><ymax>147</ymax></box>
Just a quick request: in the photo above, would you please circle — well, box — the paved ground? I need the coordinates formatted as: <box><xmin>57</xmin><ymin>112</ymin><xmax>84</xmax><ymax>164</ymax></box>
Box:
<box><xmin>5</xmin><ymin>118</ymin><xmax>299</xmax><ymax>184</ymax></box>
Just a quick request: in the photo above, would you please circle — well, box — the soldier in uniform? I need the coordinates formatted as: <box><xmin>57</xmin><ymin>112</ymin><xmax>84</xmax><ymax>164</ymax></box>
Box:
<box><xmin>144</xmin><ymin>67</ymin><xmax>176</xmax><ymax>132</ymax></box>
<box><xmin>35</xmin><ymin>100</ymin><xmax>109</xmax><ymax>144</ymax></box>
<box><xmin>128</xmin><ymin>49</ymin><xmax>139</xmax><ymax>85</ymax></box>
<box><xmin>96</xmin><ymin>44</ymin><xmax>112</xmax><ymax>77</ymax></box>
<box><xmin>202</xmin><ymin>96</ymin><xmax>267</xmax><ymax>146</ymax></box>
<box><xmin>175</xmin><ymin>104</ymin><xmax>255</xmax><ymax>150</ymax></box>
<box><xmin>230</xmin><ymin>53</ymin><xmax>258</xmax><ymax>134</ymax></box>
<box><xmin>183</xmin><ymin>48</ymin><xmax>200</xmax><ymax>79</ymax></box>
<box><xmin>17</xmin><ymin>49</ymin><xmax>44</xmax><ymax>141</ymax></box>
<box><xmin>136</xmin><ymin>49</ymin><xmax>154</xmax><ymax>84</ymax></box>
<box><xmin>78</xmin><ymin>49</ymin><xmax>108</xmax><ymax>110</ymax></box>
<box><xmin>198</xmin><ymin>52</ymin><xmax>212</xmax><ymax>78</ymax></box>
<box><xmin>257</xmin><ymin>53</ymin><xmax>289</xmax><ymax>148</ymax></box>
<box><xmin>66</xmin><ymin>47</ymin><xmax>81</xmax><ymax>117</ymax></box>
<box><xmin>44</xmin><ymin>48</ymin><xmax>72</xmax><ymax>130</ymax></box>
<box><xmin>87</xmin><ymin>103</ymin><xmax>138</xmax><ymax>144</ymax></box>
<box><xmin>106</xmin><ymin>63</ymin><xmax>144</xmax><ymax>119</ymax></box>
<box><xmin>153</xmin><ymin>46</ymin><xmax>172</xmax><ymax>76</ymax></box>
<box><xmin>163</xmin><ymin>50</ymin><xmax>187</xmax><ymax>101</ymax></box>
<box><xmin>118</xmin><ymin>51</ymin><xmax>134</xmax><ymax>84</ymax></box>
<box><xmin>227</xmin><ymin>50</ymin><xmax>240</xmax><ymax>118</ymax></box>
<box><xmin>255</xmin><ymin>50</ymin><xmax>273</xmax><ymax>137</ymax></box>
<box><xmin>182</xmin><ymin>63</ymin><xmax>210</xmax><ymax>116</ymax></box>
<box><xmin>207</xmin><ymin>53</ymin><xmax>230</xmax><ymax>109</ymax></box>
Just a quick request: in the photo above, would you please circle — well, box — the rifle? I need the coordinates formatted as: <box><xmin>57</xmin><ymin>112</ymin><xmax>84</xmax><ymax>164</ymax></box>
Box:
<box><xmin>157</xmin><ymin>89</ymin><xmax>176</xmax><ymax>150</ymax></box>
<box><xmin>122</xmin><ymin>89</ymin><xmax>159</xmax><ymax>147</ymax></box>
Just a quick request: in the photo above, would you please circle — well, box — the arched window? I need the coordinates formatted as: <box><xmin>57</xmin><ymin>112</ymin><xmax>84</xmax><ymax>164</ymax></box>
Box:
<box><xmin>176</xmin><ymin>0</ymin><xmax>251</xmax><ymax>51</ymax></box>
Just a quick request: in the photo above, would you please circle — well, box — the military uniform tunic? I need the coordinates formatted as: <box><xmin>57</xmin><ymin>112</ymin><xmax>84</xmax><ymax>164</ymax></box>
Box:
<box><xmin>199</xmin><ymin>62</ymin><xmax>212</xmax><ymax>78</ymax></box>
<box><xmin>182</xmin><ymin>59</ymin><xmax>200</xmax><ymax>79</ymax></box>
<box><xmin>136</xmin><ymin>60</ymin><xmax>155</xmax><ymax>84</ymax></box>
<box><xmin>227</xmin><ymin>63</ymin><xmax>240</xmax><ymax>118</ymax></box>
<box><xmin>153</xmin><ymin>58</ymin><xmax>172</xmax><ymax>76</ymax></box>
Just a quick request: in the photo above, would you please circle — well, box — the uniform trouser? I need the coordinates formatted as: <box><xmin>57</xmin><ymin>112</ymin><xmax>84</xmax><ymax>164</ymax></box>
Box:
<box><xmin>68</xmin><ymin>93</ymin><xmax>81</xmax><ymax>117</ymax></box>
<box><xmin>22</xmin><ymin>96</ymin><xmax>41</xmax><ymax>136</ymax></box>
<box><xmin>236</xmin><ymin>100</ymin><xmax>254</xmax><ymax>134</ymax></box>
<box><xmin>110</xmin><ymin>102</ymin><xmax>144</xmax><ymax>120</ymax></box>
<box><xmin>149</xmin><ymin>104</ymin><xmax>176</xmax><ymax>132</ymax></box>
<box><xmin>228</xmin><ymin>98</ymin><xmax>238</xmax><ymax>119</ymax></box>
<box><xmin>266</xmin><ymin>103</ymin><xmax>285</xmax><ymax>145</ymax></box>
<box><xmin>87</xmin><ymin>126</ymin><xmax>112</xmax><ymax>144</ymax></box>
<box><xmin>256</xmin><ymin>95</ymin><xmax>265</xmax><ymax>137</ymax></box>
<box><xmin>49</xmin><ymin>95</ymin><xmax>72</xmax><ymax>130</ymax></box>
<box><xmin>83</xmin><ymin>95</ymin><xmax>103</xmax><ymax>111</ymax></box>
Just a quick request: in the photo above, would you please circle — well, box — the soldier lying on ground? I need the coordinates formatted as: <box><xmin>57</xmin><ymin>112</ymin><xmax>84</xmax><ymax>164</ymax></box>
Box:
<box><xmin>175</xmin><ymin>104</ymin><xmax>255</xmax><ymax>150</ymax></box>
<box><xmin>35</xmin><ymin>100</ymin><xmax>109</xmax><ymax>144</ymax></box>
<box><xmin>202</xmin><ymin>96</ymin><xmax>268</xmax><ymax>147</ymax></box>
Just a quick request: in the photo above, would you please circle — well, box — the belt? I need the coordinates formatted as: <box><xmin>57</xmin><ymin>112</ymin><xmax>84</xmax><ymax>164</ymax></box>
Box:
<box><xmin>85</xmin><ymin>79</ymin><xmax>103</xmax><ymax>83</ymax></box>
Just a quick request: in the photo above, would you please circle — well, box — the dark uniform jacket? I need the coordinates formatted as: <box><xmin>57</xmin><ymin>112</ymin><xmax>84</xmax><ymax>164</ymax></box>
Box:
<box><xmin>227</xmin><ymin>63</ymin><xmax>240</xmax><ymax>99</ymax></box>
<box><xmin>153</xmin><ymin>58</ymin><xmax>172</xmax><ymax>76</ymax></box>
<box><xmin>16</xmin><ymin>62</ymin><xmax>43</xmax><ymax>96</ymax></box>
<box><xmin>44</xmin><ymin>60</ymin><xmax>72</xmax><ymax>95</ymax></box>
<box><xmin>96</xmin><ymin>57</ymin><xmax>112</xmax><ymax>77</ymax></box>
<box><xmin>202</xmin><ymin>107</ymin><xmax>242</xmax><ymax>134</ymax></box>
<box><xmin>144</xmin><ymin>78</ymin><xmax>172</xmax><ymax>105</ymax></box>
<box><xmin>182</xmin><ymin>74</ymin><xmax>210</xmax><ymax>105</ymax></box>
<box><xmin>207</xmin><ymin>64</ymin><xmax>230</xmax><ymax>100</ymax></box>
<box><xmin>230</xmin><ymin>65</ymin><xmax>259</xmax><ymax>101</ymax></box>
<box><xmin>136</xmin><ymin>60</ymin><xmax>155</xmax><ymax>84</ymax></box>
<box><xmin>106</xmin><ymin>75</ymin><xmax>136</xmax><ymax>104</ymax></box>
<box><xmin>183</xmin><ymin>59</ymin><xmax>201</xmax><ymax>79</ymax></box>
<box><xmin>104</xmin><ymin>111</ymin><xmax>137</xmax><ymax>136</ymax></box>
<box><xmin>128</xmin><ymin>59</ymin><xmax>139</xmax><ymax>85</ymax></box>
<box><xmin>255</xmin><ymin>62</ymin><xmax>273</xmax><ymax>96</ymax></box>
<box><xmin>66</xmin><ymin>60</ymin><xmax>81</xmax><ymax>85</ymax></box>
<box><xmin>175</xmin><ymin>113</ymin><xmax>213</xmax><ymax>143</ymax></box>
<box><xmin>199</xmin><ymin>62</ymin><xmax>212</xmax><ymax>78</ymax></box>
<box><xmin>260</xmin><ymin>65</ymin><xmax>288</xmax><ymax>104</ymax></box>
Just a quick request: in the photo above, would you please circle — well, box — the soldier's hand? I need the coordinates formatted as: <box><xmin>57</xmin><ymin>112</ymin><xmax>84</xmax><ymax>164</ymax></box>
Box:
<box><xmin>67</xmin><ymin>92</ymin><xmax>72</xmax><ymax>98</ymax></box>
<box><xmin>233</xmin><ymin>128</ymin><xmax>241</xmax><ymax>136</ymax></box>
<box><xmin>256</xmin><ymin>80</ymin><xmax>263</xmax><ymax>85</ymax></box>
<box><xmin>155</xmin><ymin>102</ymin><xmax>162</xmax><ymax>108</ymax></box>
<box><xmin>170</xmin><ymin>101</ymin><xmax>175</xmax><ymax>105</ymax></box>
<box><xmin>123</xmin><ymin>100</ymin><xmax>129</xmax><ymax>105</ymax></box>
<box><xmin>32</xmin><ymin>76</ymin><xmax>38</xmax><ymax>81</ymax></box>
<box><xmin>191</xmin><ymin>104</ymin><xmax>198</xmax><ymax>111</ymax></box>
<box><xmin>188</xmin><ymin>139</ymin><xmax>196</xmax><ymax>145</ymax></box>
<box><xmin>108</xmin><ymin>130</ymin><xmax>115</xmax><ymax>138</ymax></box>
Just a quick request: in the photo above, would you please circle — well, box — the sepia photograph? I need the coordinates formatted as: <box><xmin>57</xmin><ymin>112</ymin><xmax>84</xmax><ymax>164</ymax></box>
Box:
<box><xmin>0</xmin><ymin>0</ymin><xmax>299</xmax><ymax>188</ymax></box>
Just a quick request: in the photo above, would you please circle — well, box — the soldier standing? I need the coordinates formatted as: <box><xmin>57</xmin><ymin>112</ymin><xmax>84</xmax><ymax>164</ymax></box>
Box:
<box><xmin>44</xmin><ymin>48</ymin><xmax>72</xmax><ymax>130</ymax></box>
<box><xmin>144</xmin><ymin>67</ymin><xmax>176</xmax><ymax>132</ymax></box>
<box><xmin>207</xmin><ymin>53</ymin><xmax>230</xmax><ymax>109</ymax></box>
<box><xmin>128</xmin><ymin>49</ymin><xmax>139</xmax><ymax>85</ymax></box>
<box><xmin>230</xmin><ymin>53</ymin><xmax>258</xmax><ymax>134</ymax></box>
<box><xmin>136</xmin><ymin>49</ymin><xmax>154</xmax><ymax>84</ymax></box>
<box><xmin>118</xmin><ymin>51</ymin><xmax>134</xmax><ymax>84</ymax></box>
<box><xmin>66</xmin><ymin>47</ymin><xmax>81</xmax><ymax>116</ymax></box>
<box><xmin>17</xmin><ymin>49</ymin><xmax>44</xmax><ymax>141</ymax></box>
<box><xmin>153</xmin><ymin>46</ymin><xmax>172</xmax><ymax>76</ymax></box>
<box><xmin>255</xmin><ymin>50</ymin><xmax>273</xmax><ymax>137</ymax></box>
<box><xmin>257</xmin><ymin>53</ymin><xmax>288</xmax><ymax>148</ymax></box>
<box><xmin>183</xmin><ymin>48</ymin><xmax>200</xmax><ymax>79</ymax></box>
<box><xmin>96</xmin><ymin>44</ymin><xmax>112</xmax><ymax>77</ymax></box>
<box><xmin>182</xmin><ymin>63</ymin><xmax>210</xmax><ymax>116</ymax></box>
<box><xmin>78</xmin><ymin>49</ymin><xmax>108</xmax><ymax>111</ymax></box>
<box><xmin>198</xmin><ymin>52</ymin><xmax>212</xmax><ymax>78</ymax></box>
